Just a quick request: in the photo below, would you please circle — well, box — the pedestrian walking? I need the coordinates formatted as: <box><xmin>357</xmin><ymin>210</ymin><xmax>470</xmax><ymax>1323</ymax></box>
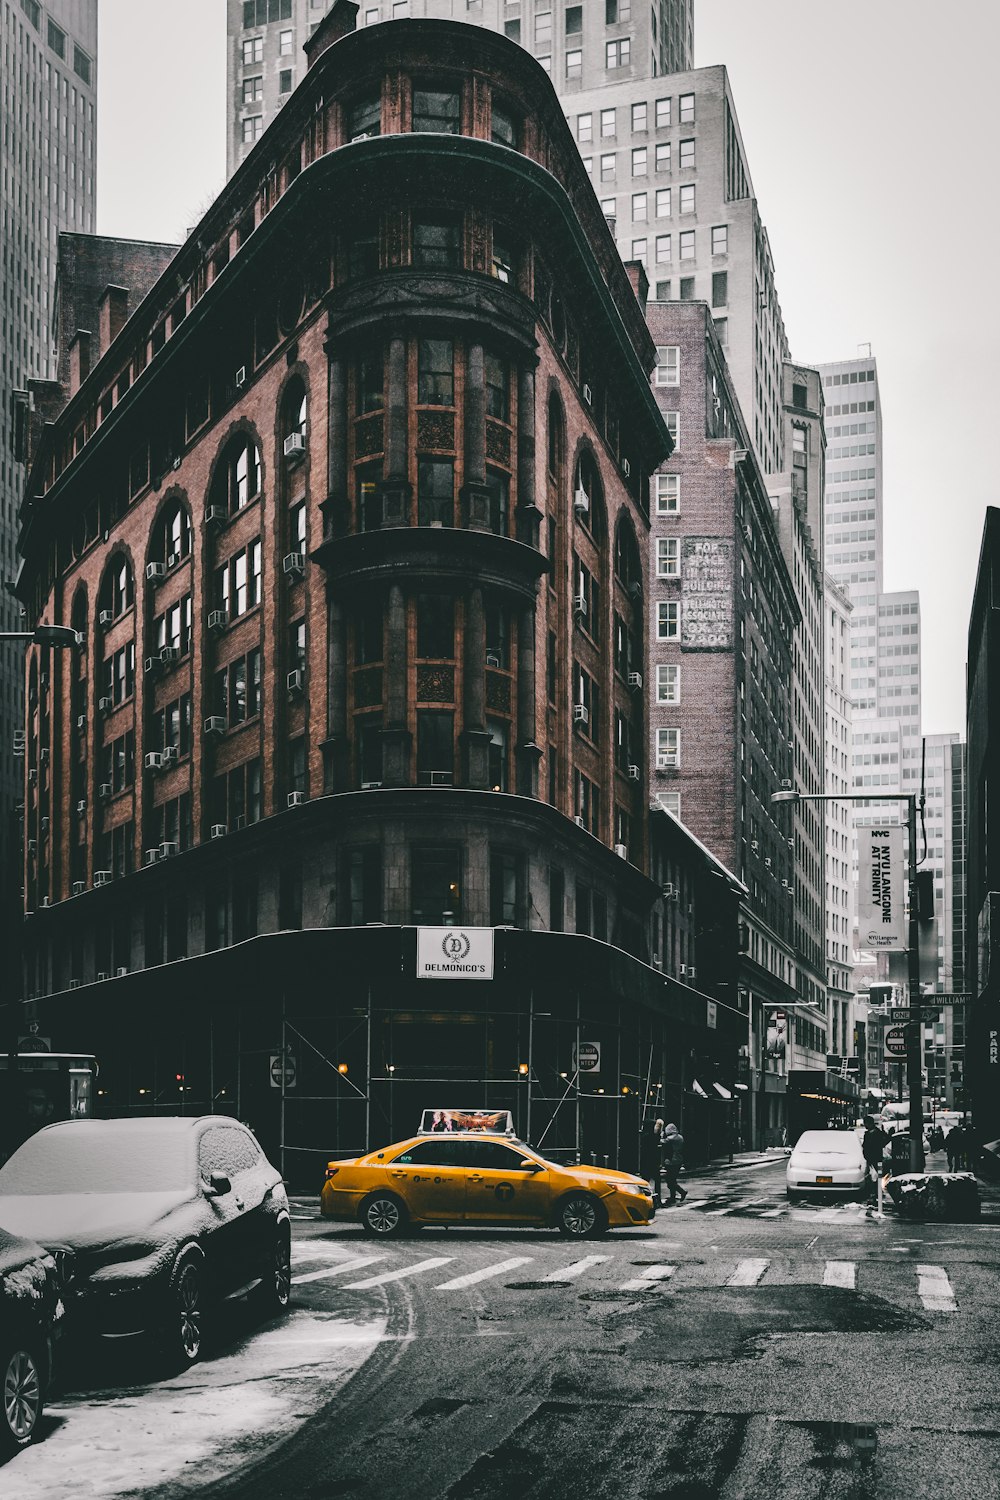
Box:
<box><xmin>945</xmin><ymin>1124</ymin><xmax>962</xmax><ymax>1172</ymax></box>
<box><xmin>639</xmin><ymin>1117</ymin><xmax>664</xmax><ymax>1205</ymax></box>
<box><xmin>661</xmin><ymin>1122</ymin><xmax>687</xmax><ymax>1204</ymax></box>
<box><xmin>861</xmin><ymin>1116</ymin><xmax>888</xmax><ymax>1199</ymax></box>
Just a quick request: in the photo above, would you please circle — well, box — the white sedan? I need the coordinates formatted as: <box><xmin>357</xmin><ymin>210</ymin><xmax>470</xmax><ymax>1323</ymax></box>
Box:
<box><xmin>786</xmin><ymin>1129</ymin><xmax>868</xmax><ymax>1201</ymax></box>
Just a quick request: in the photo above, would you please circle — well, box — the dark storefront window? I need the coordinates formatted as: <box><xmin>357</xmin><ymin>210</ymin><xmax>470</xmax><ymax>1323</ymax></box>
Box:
<box><xmin>416</xmin><ymin>594</ymin><xmax>454</xmax><ymax>658</ymax></box>
<box><xmin>346</xmin><ymin>845</ymin><xmax>382</xmax><ymax>925</ymax></box>
<box><xmin>411</xmin><ymin>845</ymin><xmax>462</xmax><ymax>923</ymax></box>
<box><xmin>416</xmin><ymin>709</ymin><xmax>454</xmax><ymax>785</ymax></box>
<box><xmin>418</xmin><ymin>458</ymin><xmax>454</xmax><ymax>526</ymax></box>
<box><xmin>490</xmin><ymin>848</ymin><xmax>523</xmax><ymax>926</ymax></box>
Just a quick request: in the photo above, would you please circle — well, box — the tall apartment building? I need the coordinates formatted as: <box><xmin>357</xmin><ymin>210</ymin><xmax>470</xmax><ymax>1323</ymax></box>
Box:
<box><xmin>2</xmin><ymin>0</ymin><xmax>98</xmax><ymax>994</ymax></box>
<box><xmin>919</xmin><ymin>733</ymin><xmax>966</xmax><ymax>1107</ymax></box>
<box><xmin>227</xmin><ymin>0</ymin><xmax>695</xmax><ymax>178</ymax></box>
<box><xmin>768</xmin><ymin>363</ymin><xmax>827</xmax><ymax>1042</ymax></box>
<box><xmin>226</xmin><ymin>2</ymin><xmax>789</xmax><ymax>481</ymax></box>
<box><xmin>824</xmin><ymin>574</ymin><xmax>854</xmax><ymax>1061</ymax></box>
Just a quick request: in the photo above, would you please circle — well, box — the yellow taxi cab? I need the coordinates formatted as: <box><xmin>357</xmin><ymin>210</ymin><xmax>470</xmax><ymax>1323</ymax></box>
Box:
<box><xmin>320</xmin><ymin>1123</ymin><xmax>654</xmax><ymax>1239</ymax></box>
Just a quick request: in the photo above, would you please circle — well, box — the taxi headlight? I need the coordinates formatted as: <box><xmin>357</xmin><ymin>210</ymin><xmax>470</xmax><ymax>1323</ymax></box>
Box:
<box><xmin>617</xmin><ymin>1180</ymin><xmax>652</xmax><ymax>1196</ymax></box>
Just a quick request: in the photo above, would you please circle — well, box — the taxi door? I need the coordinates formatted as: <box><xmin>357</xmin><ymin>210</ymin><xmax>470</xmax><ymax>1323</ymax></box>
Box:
<box><xmin>462</xmin><ymin>1140</ymin><xmax>553</xmax><ymax>1224</ymax></box>
<box><xmin>386</xmin><ymin>1139</ymin><xmax>467</xmax><ymax>1223</ymax></box>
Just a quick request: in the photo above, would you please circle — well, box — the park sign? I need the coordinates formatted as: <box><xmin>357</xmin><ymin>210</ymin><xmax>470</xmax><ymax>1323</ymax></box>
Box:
<box><xmin>859</xmin><ymin>826</ymin><xmax>906</xmax><ymax>949</ymax></box>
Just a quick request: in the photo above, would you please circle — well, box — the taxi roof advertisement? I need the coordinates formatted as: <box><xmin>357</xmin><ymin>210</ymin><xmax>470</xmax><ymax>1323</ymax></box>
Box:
<box><xmin>416</xmin><ymin>926</ymin><xmax>495</xmax><ymax>979</ymax></box>
<box><xmin>858</xmin><ymin>826</ymin><xmax>906</xmax><ymax>950</ymax></box>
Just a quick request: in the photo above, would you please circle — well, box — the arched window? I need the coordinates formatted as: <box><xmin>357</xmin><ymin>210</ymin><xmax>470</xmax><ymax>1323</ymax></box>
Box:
<box><xmin>573</xmin><ymin>451</ymin><xmax>606</xmax><ymax>544</ymax></box>
<box><xmin>614</xmin><ymin>513</ymin><xmax>642</xmax><ymax>593</ymax></box>
<box><xmin>98</xmin><ymin>555</ymin><xmax>134</xmax><ymax>622</ymax></box>
<box><xmin>152</xmin><ymin>498</ymin><xmax>192</xmax><ymax>567</ymax></box>
<box><xmin>281</xmin><ymin>379</ymin><xmax>308</xmax><ymax>463</ymax></box>
<box><xmin>212</xmin><ymin>435</ymin><xmax>262</xmax><ymax>516</ymax></box>
<box><xmin>547</xmin><ymin>393</ymin><xmax>566</xmax><ymax>482</ymax></box>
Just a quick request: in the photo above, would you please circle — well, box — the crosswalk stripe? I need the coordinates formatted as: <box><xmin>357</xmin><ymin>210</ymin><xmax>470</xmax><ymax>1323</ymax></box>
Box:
<box><xmin>756</xmin><ymin>1209</ymin><xmax>782</xmax><ymax>1218</ymax></box>
<box><xmin>703</xmin><ymin>1206</ymin><xmax>736</xmax><ymax>1216</ymax></box>
<box><xmin>540</xmin><ymin>1256</ymin><xmax>611</xmax><ymax>1282</ymax></box>
<box><xmin>341</xmin><ymin>1256</ymin><xmax>454</xmax><ymax>1290</ymax></box>
<box><xmin>823</xmin><ymin>1260</ymin><xmax>856</xmax><ymax>1290</ymax></box>
<box><xmin>291</xmin><ymin>1254</ymin><xmax>386</xmax><ymax>1285</ymax></box>
<box><xmin>434</xmin><ymin>1257</ymin><xmax>533</xmax><ymax>1289</ymax></box>
<box><xmin>917</xmin><ymin>1264</ymin><xmax>957</xmax><ymax>1312</ymax></box>
<box><xmin>291</xmin><ymin>1242</ymin><xmax>365</xmax><ymax>1262</ymax></box>
<box><xmin>670</xmin><ymin>1199</ymin><xmax>706</xmax><ymax>1211</ymax></box>
<box><xmin>620</xmin><ymin>1264</ymin><xmax>676</xmax><ymax>1292</ymax></box>
<box><xmin>726</xmin><ymin>1258</ymin><xmax>769</xmax><ymax>1287</ymax></box>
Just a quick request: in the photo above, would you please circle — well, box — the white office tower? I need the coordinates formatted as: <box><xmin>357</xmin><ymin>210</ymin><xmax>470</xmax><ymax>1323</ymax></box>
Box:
<box><xmin>824</xmin><ymin>575</ymin><xmax>853</xmax><ymax>1060</ymax></box>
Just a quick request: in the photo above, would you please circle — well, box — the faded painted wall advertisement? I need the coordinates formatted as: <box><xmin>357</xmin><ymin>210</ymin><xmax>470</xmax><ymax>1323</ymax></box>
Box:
<box><xmin>681</xmin><ymin>536</ymin><xmax>733</xmax><ymax>650</ymax></box>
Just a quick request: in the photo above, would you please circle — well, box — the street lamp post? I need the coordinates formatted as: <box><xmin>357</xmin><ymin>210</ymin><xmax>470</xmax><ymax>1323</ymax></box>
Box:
<box><xmin>771</xmin><ymin>788</ymin><xmax>925</xmax><ymax>1173</ymax></box>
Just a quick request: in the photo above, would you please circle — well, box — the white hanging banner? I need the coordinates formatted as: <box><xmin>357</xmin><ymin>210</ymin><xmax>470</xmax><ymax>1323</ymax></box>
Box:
<box><xmin>858</xmin><ymin>826</ymin><xmax>906</xmax><ymax>950</ymax></box>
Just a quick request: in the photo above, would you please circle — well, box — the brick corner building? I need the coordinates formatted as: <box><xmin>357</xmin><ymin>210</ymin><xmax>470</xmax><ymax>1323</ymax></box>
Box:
<box><xmin>12</xmin><ymin>8</ymin><xmax>746</xmax><ymax>1173</ymax></box>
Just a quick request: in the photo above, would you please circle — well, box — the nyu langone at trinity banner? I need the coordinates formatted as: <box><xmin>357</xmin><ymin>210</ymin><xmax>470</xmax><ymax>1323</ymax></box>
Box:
<box><xmin>858</xmin><ymin>826</ymin><xmax>905</xmax><ymax>950</ymax></box>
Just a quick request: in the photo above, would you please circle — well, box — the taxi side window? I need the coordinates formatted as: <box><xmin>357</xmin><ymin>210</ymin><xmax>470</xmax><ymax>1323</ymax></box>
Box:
<box><xmin>392</xmin><ymin>1140</ymin><xmax>462</xmax><ymax>1167</ymax></box>
<box><xmin>468</xmin><ymin>1141</ymin><xmax>535</xmax><ymax>1171</ymax></box>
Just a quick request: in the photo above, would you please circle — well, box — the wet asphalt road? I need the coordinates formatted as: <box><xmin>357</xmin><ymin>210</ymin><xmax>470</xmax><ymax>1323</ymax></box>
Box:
<box><xmin>8</xmin><ymin>1156</ymin><xmax>1000</xmax><ymax>1500</ymax></box>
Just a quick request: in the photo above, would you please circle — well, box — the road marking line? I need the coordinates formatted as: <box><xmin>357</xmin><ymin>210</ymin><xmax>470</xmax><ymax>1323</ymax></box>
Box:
<box><xmin>916</xmin><ymin>1265</ymin><xmax>957</xmax><ymax>1312</ymax></box>
<box><xmin>756</xmin><ymin>1208</ymin><xmax>782</xmax><ymax>1218</ymax></box>
<box><xmin>292</xmin><ymin>1242</ymin><xmax>368</xmax><ymax>1261</ymax></box>
<box><xmin>291</xmin><ymin>1254</ymin><xmax>386</xmax><ymax>1285</ymax></box>
<box><xmin>669</xmin><ymin>1200</ymin><xmax>706</xmax><ymax>1211</ymax></box>
<box><xmin>434</xmin><ymin>1257</ymin><xmax>533</xmax><ymax>1289</ymax></box>
<box><xmin>620</xmin><ymin>1264</ymin><xmax>676</xmax><ymax>1292</ymax></box>
<box><xmin>342</xmin><ymin>1256</ymin><xmax>454</xmax><ymax>1289</ymax></box>
<box><xmin>823</xmin><ymin>1260</ymin><xmax>856</xmax><ymax>1290</ymax></box>
<box><xmin>540</xmin><ymin>1255</ymin><xmax>611</xmax><ymax>1282</ymax></box>
<box><xmin>726</xmin><ymin>1258</ymin><xmax>769</xmax><ymax>1287</ymax></box>
<box><xmin>704</xmin><ymin>1206</ymin><xmax>736</xmax><ymax>1216</ymax></box>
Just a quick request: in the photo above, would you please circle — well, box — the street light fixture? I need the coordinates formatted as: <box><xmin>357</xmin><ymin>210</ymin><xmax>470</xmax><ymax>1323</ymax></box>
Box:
<box><xmin>770</xmin><ymin>786</ymin><xmax>924</xmax><ymax>1171</ymax></box>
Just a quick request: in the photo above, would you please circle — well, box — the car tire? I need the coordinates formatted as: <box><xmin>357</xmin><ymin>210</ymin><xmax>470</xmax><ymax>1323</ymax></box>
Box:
<box><xmin>162</xmin><ymin>1251</ymin><xmax>205</xmax><ymax>1371</ymax></box>
<box><xmin>359</xmin><ymin>1192</ymin><xmax>408</xmax><ymax>1239</ymax></box>
<box><xmin>556</xmin><ymin>1193</ymin><xmax>607</xmax><ymax>1239</ymax></box>
<box><xmin>0</xmin><ymin>1341</ymin><xmax>43</xmax><ymax>1454</ymax></box>
<box><xmin>786</xmin><ymin>1191</ymin><xmax>800</xmax><ymax>1203</ymax></box>
<box><xmin>256</xmin><ymin>1220</ymin><xmax>292</xmax><ymax>1315</ymax></box>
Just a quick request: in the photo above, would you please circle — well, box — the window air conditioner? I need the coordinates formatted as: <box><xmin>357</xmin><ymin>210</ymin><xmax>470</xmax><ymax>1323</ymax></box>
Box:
<box><xmin>361</xmin><ymin>781</ymin><xmax>383</xmax><ymax>790</ymax></box>
<box><xmin>287</xmin><ymin>669</ymin><xmax>304</xmax><ymax>694</ymax></box>
<box><xmin>76</xmin><ymin>799</ymin><xmax>86</xmax><ymax>815</ymax></box>
<box><xmin>27</xmin><ymin>839</ymin><xmax>36</xmax><ymax>854</ymax></box>
<box><xmin>428</xmin><ymin>771</ymin><xmax>452</xmax><ymax>787</ymax></box>
<box><xmin>68</xmin><ymin>978</ymin><xmax>81</xmax><ymax>989</ymax></box>
<box><xmin>627</xmin><ymin>671</ymin><xmax>642</xmax><ymax>691</ymax></box>
<box><xmin>661</xmin><ymin>882</ymin><xmax>677</xmax><ymax>899</ymax></box>
<box><xmin>39</xmin><ymin>747</ymin><xmax>49</xmax><ymax>763</ymax></box>
<box><xmin>687</xmin><ymin>966</ymin><xmax>698</xmax><ymax>980</ymax></box>
<box><xmin>39</xmin><ymin>895</ymin><xmax>51</xmax><ymax>909</ymax></box>
<box><xmin>582</xmin><ymin>383</ymin><xmax>593</xmax><ymax>405</ymax></box>
<box><xmin>204</xmin><ymin>505</ymin><xmax>227</xmax><ymax>527</ymax></box>
<box><xmin>144</xmin><ymin>655</ymin><xmax>162</xmax><ymax>676</ymax></box>
<box><xmin>652</xmin><ymin>956</ymin><xmax>663</xmax><ymax>970</ymax></box>
<box><xmin>76</xmin><ymin>715</ymin><xmax>86</xmax><ymax>731</ymax></box>
<box><xmin>96</xmin><ymin>972</ymin><xmax>109</xmax><ymax>982</ymax></box>
<box><xmin>627</xmin><ymin>764</ymin><xmax>641</xmax><ymax>780</ymax></box>
<box><xmin>166</xmin><ymin>553</ymin><xmax>180</xmax><ymax>570</ymax></box>
<box><xmin>282</xmin><ymin>552</ymin><xmax>305</xmax><ymax>578</ymax></box>
<box><xmin>787</xmin><ymin>836</ymin><xmax>795</xmax><ymax>849</ymax></box>
<box><xmin>283</xmin><ymin>432</ymin><xmax>305</xmax><ymax>460</ymax></box>
<box><xmin>780</xmin><ymin>778</ymin><xmax>793</xmax><ymax>790</ymax></box>
<box><xmin>572</xmin><ymin>703</ymin><xmax>589</xmax><ymax>725</ymax></box>
<box><xmin>750</xmin><ymin>839</ymin><xmax>760</xmax><ymax>853</ymax></box>
<box><xmin>657</xmin><ymin>752</ymin><xmax>678</xmax><ymax>768</ymax></box>
<box><xmin>208</xmin><ymin>610</ymin><xmax>227</xmax><ymax>633</ymax></box>
<box><xmin>40</xmin><ymin>816</ymin><xmax>49</xmax><ymax>833</ymax></box>
<box><xmin>146</xmin><ymin>562</ymin><xmax>165</xmax><ymax>583</ymax></box>
<box><xmin>98</xmin><ymin>609</ymin><xmax>113</xmax><ymax>628</ymax></box>
<box><xmin>93</xmin><ymin>870</ymin><xmax>112</xmax><ymax>887</ymax></box>
<box><xmin>159</xmin><ymin>841</ymin><xmax>179</xmax><ymax>858</ymax></box>
<box><xmin>485</xmin><ymin>652</ymin><xmax>501</xmax><ymax>668</ymax></box>
<box><xmin>144</xmin><ymin>848</ymin><xmax>160</xmax><ymax>865</ymax></box>
<box><xmin>160</xmin><ymin>645</ymin><xmax>180</xmax><ymax>664</ymax></box>
<box><xmin>622</xmin><ymin>459</ymin><xmax>631</xmax><ymax>477</ymax></box>
<box><xmin>144</xmin><ymin>752</ymin><xmax>162</xmax><ymax>772</ymax></box>
<box><xmin>160</xmin><ymin>745</ymin><xmax>179</xmax><ymax>766</ymax></box>
<box><xmin>287</xmin><ymin>790</ymin><xmax>305</xmax><ymax>808</ymax></box>
<box><xmin>574</xmin><ymin>815</ymin><xmax>586</xmax><ymax>827</ymax></box>
<box><xmin>115</xmin><ymin>967</ymin><xmax>128</xmax><ymax>977</ymax></box>
<box><xmin>573</xmin><ymin>488</ymin><xmax>589</xmax><ymax>516</ymax></box>
<box><xmin>72</xmin><ymin>880</ymin><xmax>86</xmax><ymax>896</ymax></box>
<box><xmin>204</xmin><ymin>716</ymin><xmax>226</xmax><ymax>737</ymax></box>
<box><xmin>27</xmin><ymin>768</ymin><xmax>37</xmax><ymax>785</ymax></box>
<box><xmin>573</xmin><ymin>593</ymin><xmax>587</xmax><ymax>617</ymax></box>
<box><xmin>614</xmin><ymin>842</ymin><xmax>628</xmax><ymax>858</ymax></box>
<box><xmin>98</xmin><ymin>782</ymin><xmax>113</xmax><ymax>800</ymax></box>
<box><xmin>234</xmin><ymin>814</ymin><xmax>248</xmax><ymax>830</ymax></box>
<box><xmin>98</xmin><ymin>696</ymin><xmax>114</xmax><ymax>715</ymax></box>
<box><xmin>235</xmin><ymin>366</ymin><xmax>247</xmax><ymax>387</ymax></box>
<box><xmin>764</xmin><ymin>856</ymin><xmax>772</xmax><ymax>869</ymax></box>
<box><xmin>210</xmin><ymin>823</ymin><xmax>228</xmax><ymax>839</ymax></box>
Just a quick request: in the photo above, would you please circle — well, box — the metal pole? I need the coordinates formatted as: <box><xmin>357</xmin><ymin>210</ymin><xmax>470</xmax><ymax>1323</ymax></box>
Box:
<box><xmin>906</xmin><ymin>794</ymin><xmax>925</xmax><ymax>1172</ymax></box>
<box><xmin>365</xmin><ymin>988</ymin><xmax>372</xmax><ymax>1152</ymax></box>
<box><xmin>526</xmin><ymin>989</ymin><xmax>533</xmax><ymax>1145</ymax></box>
<box><xmin>280</xmin><ymin>999</ymin><xmax>287</xmax><ymax>1184</ymax></box>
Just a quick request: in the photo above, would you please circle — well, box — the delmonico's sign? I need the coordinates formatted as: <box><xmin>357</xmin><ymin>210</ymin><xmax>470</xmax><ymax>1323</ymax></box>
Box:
<box><xmin>417</xmin><ymin>927</ymin><xmax>495</xmax><ymax>980</ymax></box>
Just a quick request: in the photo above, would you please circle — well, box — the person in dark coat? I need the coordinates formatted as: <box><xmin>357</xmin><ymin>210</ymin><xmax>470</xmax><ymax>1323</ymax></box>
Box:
<box><xmin>640</xmin><ymin>1118</ymin><xmax>664</xmax><ymax>1205</ymax></box>
<box><xmin>946</xmin><ymin>1124</ymin><xmax>969</xmax><ymax>1172</ymax></box>
<box><xmin>662</xmin><ymin>1122</ymin><xmax>688</xmax><ymax>1203</ymax></box>
<box><xmin>861</xmin><ymin>1117</ymin><xmax>888</xmax><ymax>1198</ymax></box>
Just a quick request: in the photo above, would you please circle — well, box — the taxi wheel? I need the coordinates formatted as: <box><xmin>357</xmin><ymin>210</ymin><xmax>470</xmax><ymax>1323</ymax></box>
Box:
<box><xmin>556</xmin><ymin>1193</ymin><xmax>607</xmax><ymax>1239</ymax></box>
<box><xmin>1</xmin><ymin>1342</ymin><xmax>43</xmax><ymax>1454</ymax></box>
<box><xmin>360</xmin><ymin>1192</ymin><xmax>408</xmax><ymax>1239</ymax></box>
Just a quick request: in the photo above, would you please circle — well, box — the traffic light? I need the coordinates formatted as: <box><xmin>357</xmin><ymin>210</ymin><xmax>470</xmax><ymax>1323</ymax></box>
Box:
<box><xmin>915</xmin><ymin>870</ymin><xmax>935</xmax><ymax>921</ymax></box>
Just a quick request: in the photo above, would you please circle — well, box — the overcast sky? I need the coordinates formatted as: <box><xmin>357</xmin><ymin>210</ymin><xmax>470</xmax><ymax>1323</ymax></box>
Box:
<box><xmin>96</xmin><ymin>0</ymin><xmax>998</xmax><ymax>738</ymax></box>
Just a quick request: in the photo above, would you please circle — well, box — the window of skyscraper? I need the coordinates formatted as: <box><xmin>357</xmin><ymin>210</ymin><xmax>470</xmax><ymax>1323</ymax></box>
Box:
<box><xmin>47</xmin><ymin>19</ymin><xmax>65</xmax><ymax>57</ymax></box>
<box><xmin>565</xmin><ymin>5</ymin><xmax>582</xmax><ymax>34</ymax></box>
<box><xmin>279</xmin><ymin>29</ymin><xmax>293</xmax><ymax>53</ymax></box>
<box><xmin>631</xmin><ymin>238</ymin><xmax>647</xmax><ymax>262</ymax></box>
<box><xmin>711</xmin><ymin>224</ymin><xmax>728</xmax><ymax>255</ymax></box>
<box><xmin>679</xmin><ymin>92</ymin><xmax>695</xmax><ymax>122</ymax></box>
<box><xmin>655</xmin><ymin>96</ymin><xmax>671</xmax><ymax>128</ymax></box>
<box><xmin>631</xmin><ymin>101</ymin><xmax>647</xmax><ymax>132</ymax></box>
<box><xmin>600</xmin><ymin>108</ymin><xmax>616</xmax><ymax>137</ymax></box>
<box><xmin>73</xmin><ymin>47</ymin><xmax>91</xmax><ymax>85</ymax></box>
<box><xmin>600</xmin><ymin>153</ymin><xmax>616</xmax><ymax>180</ymax></box>
<box><xmin>565</xmin><ymin>49</ymin><xmax>582</xmax><ymax>80</ymax></box>
<box><xmin>535</xmin><ymin>10</ymin><xmax>552</xmax><ymax>43</ymax></box>
<box><xmin>243</xmin><ymin>36</ymin><xmax>264</xmax><ymax>63</ymax></box>
<box><xmin>679</xmin><ymin>230</ymin><xmax>695</xmax><ymax>260</ymax></box>
<box><xmin>655</xmin><ymin>234</ymin><xmax>671</xmax><ymax>264</ymax></box>
<box><xmin>606</xmin><ymin>0</ymin><xmax>630</xmax><ymax>20</ymax></box>
<box><xmin>655</xmin><ymin>347</ymin><xmax>679</xmax><ymax>385</ymax></box>
<box><xmin>679</xmin><ymin>138</ymin><xmax>695</xmax><ymax>169</ymax></box>
<box><xmin>279</xmin><ymin>70</ymin><xmax>293</xmax><ymax>95</ymax></box>
<box><xmin>631</xmin><ymin>146</ymin><xmax>647</xmax><ymax>175</ymax></box>
<box><xmin>606</xmin><ymin>38</ymin><xmax>630</xmax><ymax>67</ymax></box>
<box><xmin>712</xmin><ymin>270</ymin><xmax>728</xmax><ymax>307</ymax></box>
<box><xmin>679</xmin><ymin>184</ymin><xmax>695</xmax><ymax>214</ymax></box>
<box><xmin>632</xmin><ymin>192</ymin><xmax>647</xmax><ymax>221</ymax></box>
<box><xmin>655</xmin><ymin>142</ymin><xmax>671</xmax><ymax>171</ymax></box>
<box><xmin>577</xmin><ymin>113</ymin><xmax>593</xmax><ymax>142</ymax></box>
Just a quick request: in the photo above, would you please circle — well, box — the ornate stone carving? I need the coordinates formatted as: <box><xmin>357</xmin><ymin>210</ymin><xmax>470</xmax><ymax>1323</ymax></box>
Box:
<box><xmin>485</xmin><ymin>671</ymin><xmax>511</xmax><ymax>714</ymax></box>
<box><xmin>485</xmin><ymin>420</ymin><xmax>511</xmax><ymax>467</ymax></box>
<box><xmin>417</xmin><ymin>410</ymin><xmax>455</xmax><ymax>451</ymax></box>
<box><xmin>416</xmin><ymin>664</ymin><xmax>455</xmax><ymax>703</ymax></box>
<box><xmin>355</xmin><ymin>414</ymin><xmax>384</xmax><ymax>458</ymax></box>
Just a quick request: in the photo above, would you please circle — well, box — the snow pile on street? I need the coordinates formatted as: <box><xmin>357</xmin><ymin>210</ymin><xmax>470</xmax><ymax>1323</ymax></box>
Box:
<box><xmin>5</xmin><ymin>1309</ymin><xmax>387</xmax><ymax>1498</ymax></box>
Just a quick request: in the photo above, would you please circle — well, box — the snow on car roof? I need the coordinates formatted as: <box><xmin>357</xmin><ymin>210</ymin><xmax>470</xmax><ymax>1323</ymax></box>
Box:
<box><xmin>0</xmin><ymin>1117</ymin><xmax>207</xmax><ymax>1195</ymax></box>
